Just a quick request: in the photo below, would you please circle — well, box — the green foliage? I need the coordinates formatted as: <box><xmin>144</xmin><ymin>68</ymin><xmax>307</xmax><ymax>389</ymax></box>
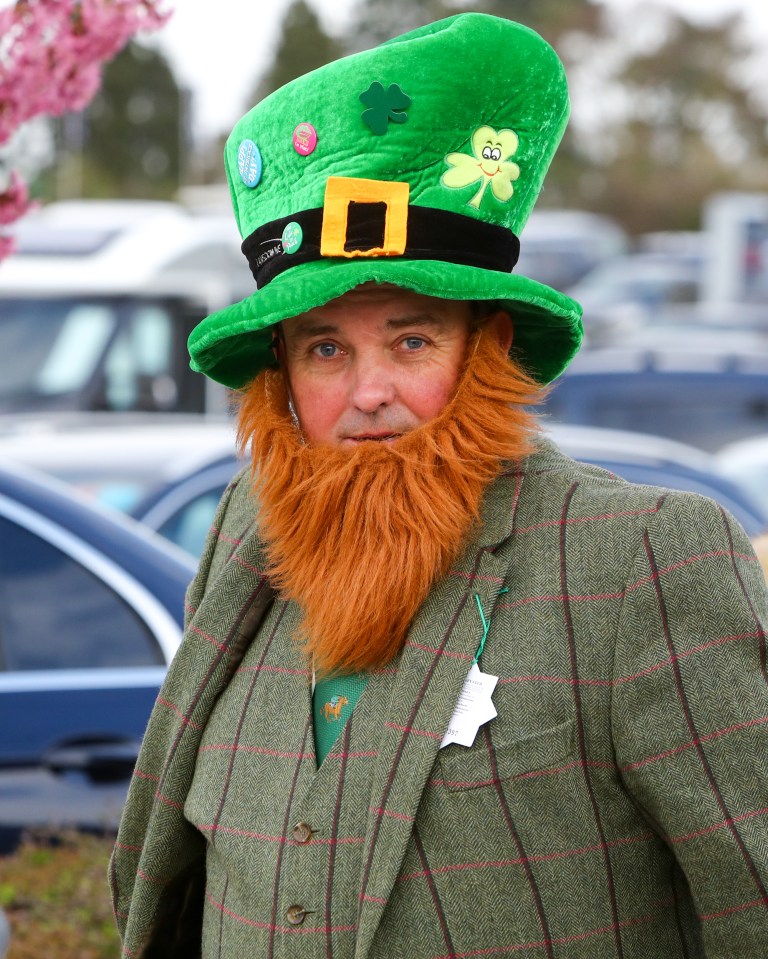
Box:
<box><xmin>343</xmin><ymin>0</ymin><xmax>600</xmax><ymax>55</ymax></box>
<box><xmin>246</xmin><ymin>0</ymin><xmax>344</xmax><ymax>105</ymax></box>
<box><xmin>343</xmin><ymin>0</ymin><xmax>453</xmax><ymax>51</ymax></box>
<box><xmin>58</xmin><ymin>40</ymin><xmax>184</xmax><ymax>200</ymax></box>
<box><xmin>455</xmin><ymin>0</ymin><xmax>601</xmax><ymax>50</ymax></box>
<box><xmin>585</xmin><ymin>10</ymin><xmax>768</xmax><ymax>233</ymax></box>
<box><xmin>0</xmin><ymin>831</ymin><xmax>119</xmax><ymax>959</ymax></box>
<box><xmin>616</xmin><ymin>13</ymin><xmax>766</xmax><ymax>160</ymax></box>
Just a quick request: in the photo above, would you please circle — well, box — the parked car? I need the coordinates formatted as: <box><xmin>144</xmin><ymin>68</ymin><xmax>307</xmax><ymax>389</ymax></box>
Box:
<box><xmin>542</xmin><ymin>345</ymin><xmax>768</xmax><ymax>452</ymax></box>
<box><xmin>548</xmin><ymin>424</ymin><xmax>768</xmax><ymax>538</ymax></box>
<box><xmin>130</xmin><ymin>452</ymin><xmax>245</xmax><ymax>558</ymax></box>
<box><xmin>643</xmin><ymin>300</ymin><xmax>768</xmax><ymax>333</ymax></box>
<box><xmin>610</xmin><ymin>321</ymin><xmax>768</xmax><ymax>354</ymax></box>
<box><xmin>714</xmin><ymin>434</ymin><xmax>768</xmax><ymax>517</ymax></box>
<box><xmin>0</xmin><ymin>412</ymin><xmax>239</xmax><ymax>512</ymax></box>
<box><xmin>567</xmin><ymin>250</ymin><xmax>704</xmax><ymax>346</ymax></box>
<box><xmin>0</xmin><ymin>459</ymin><xmax>195</xmax><ymax>851</ymax></box>
<box><xmin>1</xmin><ymin>406</ymin><xmax>764</xmax><ymax>555</ymax></box>
<box><xmin>517</xmin><ymin>209</ymin><xmax>627</xmax><ymax>291</ymax></box>
<box><xmin>0</xmin><ymin>200</ymin><xmax>252</xmax><ymax>416</ymax></box>
<box><xmin>0</xmin><ymin>411</ymin><xmax>243</xmax><ymax>556</ymax></box>
<box><xmin>131</xmin><ymin>423</ymin><xmax>768</xmax><ymax>559</ymax></box>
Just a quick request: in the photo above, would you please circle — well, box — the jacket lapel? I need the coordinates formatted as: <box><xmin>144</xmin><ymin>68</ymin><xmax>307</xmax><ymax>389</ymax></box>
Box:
<box><xmin>355</xmin><ymin>471</ymin><xmax>520</xmax><ymax>959</ymax></box>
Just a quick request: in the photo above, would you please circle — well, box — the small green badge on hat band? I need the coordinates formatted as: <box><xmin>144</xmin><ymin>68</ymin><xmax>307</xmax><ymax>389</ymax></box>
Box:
<box><xmin>281</xmin><ymin>221</ymin><xmax>303</xmax><ymax>254</ymax></box>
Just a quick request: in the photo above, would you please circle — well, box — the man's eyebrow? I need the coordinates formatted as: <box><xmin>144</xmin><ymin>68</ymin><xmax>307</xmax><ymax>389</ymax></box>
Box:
<box><xmin>385</xmin><ymin>313</ymin><xmax>451</xmax><ymax>331</ymax></box>
<box><xmin>289</xmin><ymin>321</ymin><xmax>340</xmax><ymax>340</ymax></box>
<box><xmin>288</xmin><ymin>313</ymin><xmax>450</xmax><ymax>340</ymax></box>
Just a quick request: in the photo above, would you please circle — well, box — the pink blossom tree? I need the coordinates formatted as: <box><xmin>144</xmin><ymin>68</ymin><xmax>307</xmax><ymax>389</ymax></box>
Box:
<box><xmin>0</xmin><ymin>0</ymin><xmax>172</xmax><ymax>258</ymax></box>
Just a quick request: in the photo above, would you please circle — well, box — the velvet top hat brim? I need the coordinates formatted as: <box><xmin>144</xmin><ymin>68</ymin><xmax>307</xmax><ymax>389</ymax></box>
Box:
<box><xmin>188</xmin><ymin>13</ymin><xmax>583</xmax><ymax>389</ymax></box>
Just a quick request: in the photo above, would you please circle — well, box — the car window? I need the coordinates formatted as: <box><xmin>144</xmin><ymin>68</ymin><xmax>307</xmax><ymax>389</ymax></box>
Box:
<box><xmin>155</xmin><ymin>486</ymin><xmax>228</xmax><ymax>557</ymax></box>
<box><xmin>0</xmin><ymin>516</ymin><xmax>164</xmax><ymax>671</ymax></box>
<box><xmin>36</xmin><ymin>305</ymin><xmax>116</xmax><ymax>394</ymax></box>
<box><xmin>545</xmin><ymin>377</ymin><xmax>768</xmax><ymax>452</ymax></box>
<box><xmin>0</xmin><ymin>298</ymin><xmax>117</xmax><ymax>403</ymax></box>
<box><xmin>0</xmin><ymin>296</ymin><xmax>180</xmax><ymax>413</ymax></box>
<box><xmin>102</xmin><ymin>305</ymin><xmax>174</xmax><ymax>410</ymax></box>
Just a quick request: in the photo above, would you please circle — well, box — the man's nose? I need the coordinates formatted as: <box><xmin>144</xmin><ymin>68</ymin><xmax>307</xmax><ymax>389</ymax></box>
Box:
<box><xmin>348</xmin><ymin>357</ymin><xmax>396</xmax><ymax>413</ymax></box>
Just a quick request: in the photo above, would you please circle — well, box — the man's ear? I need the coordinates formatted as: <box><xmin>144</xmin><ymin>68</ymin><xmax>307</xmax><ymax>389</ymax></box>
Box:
<box><xmin>483</xmin><ymin>310</ymin><xmax>514</xmax><ymax>353</ymax></box>
<box><xmin>271</xmin><ymin>325</ymin><xmax>285</xmax><ymax>368</ymax></box>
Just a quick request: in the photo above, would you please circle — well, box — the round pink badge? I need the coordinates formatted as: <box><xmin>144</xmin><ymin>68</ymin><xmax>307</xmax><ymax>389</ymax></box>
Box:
<box><xmin>293</xmin><ymin>122</ymin><xmax>318</xmax><ymax>156</ymax></box>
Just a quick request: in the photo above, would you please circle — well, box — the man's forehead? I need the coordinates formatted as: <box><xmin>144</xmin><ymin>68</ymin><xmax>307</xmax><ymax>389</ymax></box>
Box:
<box><xmin>283</xmin><ymin>286</ymin><xmax>471</xmax><ymax>338</ymax></box>
<box><xmin>286</xmin><ymin>312</ymin><xmax>458</xmax><ymax>338</ymax></box>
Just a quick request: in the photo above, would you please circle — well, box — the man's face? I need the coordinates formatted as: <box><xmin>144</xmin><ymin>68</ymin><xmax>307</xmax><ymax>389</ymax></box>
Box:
<box><xmin>279</xmin><ymin>286</ymin><xmax>479</xmax><ymax>448</ymax></box>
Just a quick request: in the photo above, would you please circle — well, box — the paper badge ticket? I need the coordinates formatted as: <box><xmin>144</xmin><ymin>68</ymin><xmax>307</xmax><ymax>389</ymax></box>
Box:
<box><xmin>440</xmin><ymin>663</ymin><xmax>499</xmax><ymax>748</ymax></box>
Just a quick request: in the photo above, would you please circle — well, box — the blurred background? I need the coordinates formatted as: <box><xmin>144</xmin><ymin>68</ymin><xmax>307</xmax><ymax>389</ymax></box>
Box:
<box><xmin>1</xmin><ymin>2</ymin><xmax>768</xmax><ymax>955</ymax></box>
<box><xmin>4</xmin><ymin>0</ymin><xmax>768</xmax><ymax>231</ymax></box>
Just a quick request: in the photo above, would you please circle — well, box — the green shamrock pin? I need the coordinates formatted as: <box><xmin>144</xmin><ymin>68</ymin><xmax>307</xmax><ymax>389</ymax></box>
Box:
<box><xmin>442</xmin><ymin>126</ymin><xmax>521</xmax><ymax>209</ymax></box>
<box><xmin>360</xmin><ymin>81</ymin><xmax>411</xmax><ymax>136</ymax></box>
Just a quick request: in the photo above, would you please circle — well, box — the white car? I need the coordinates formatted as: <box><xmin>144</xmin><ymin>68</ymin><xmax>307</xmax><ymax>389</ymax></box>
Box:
<box><xmin>0</xmin><ymin>200</ymin><xmax>252</xmax><ymax>416</ymax></box>
<box><xmin>0</xmin><ymin>411</ymin><xmax>240</xmax><ymax>511</ymax></box>
<box><xmin>714</xmin><ymin>434</ymin><xmax>768</xmax><ymax>517</ymax></box>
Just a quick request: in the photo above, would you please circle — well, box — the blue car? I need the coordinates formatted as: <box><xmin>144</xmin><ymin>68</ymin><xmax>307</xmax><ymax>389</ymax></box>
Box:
<box><xmin>131</xmin><ymin>453</ymin><xmax>242</xmax><ymax>558</ymax></box>
<box><xmin>549</xmin><ymin>424</ymin><xmax>768</xmax><ymax>538</ymax></box>
<box><xmin>130</xmin><ymin>423</ymin><xmax>768</xmax><ymax>560</ymax></box>
<box><xmin>0</xmin><ymin>460</ymin><xmax>195</xmax><ymax>850</ymax></box>
<box><xmin>542</xmin><ymin>342</ymin><xmax>768</xmax><ymax>453</ymax></box>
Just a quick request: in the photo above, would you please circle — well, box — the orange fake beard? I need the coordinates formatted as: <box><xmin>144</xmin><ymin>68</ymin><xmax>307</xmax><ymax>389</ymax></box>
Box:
<box><xmin>237</xmin><ymin>330</ymin><xmax>545</xmax><ymax>676</ymax></box>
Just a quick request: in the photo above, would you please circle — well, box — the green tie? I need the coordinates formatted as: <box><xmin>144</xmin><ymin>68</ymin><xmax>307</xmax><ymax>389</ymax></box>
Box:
<box><xmin>312</xmin><ymin>672</ymin><xmax>370</xmax><ymax>766</ymax></box>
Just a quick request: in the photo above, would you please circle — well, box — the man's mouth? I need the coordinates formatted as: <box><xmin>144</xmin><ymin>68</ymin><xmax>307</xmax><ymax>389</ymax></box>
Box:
<box><xmin>345</xmin><ymin>433</ymin><xmax>401</xmax><ymax>444</ymax></box>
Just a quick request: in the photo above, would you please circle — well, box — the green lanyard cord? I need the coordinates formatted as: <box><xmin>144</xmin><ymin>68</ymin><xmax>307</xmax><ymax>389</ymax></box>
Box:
<box><xmin>473</xmin><ymin>588</ymin><xmax>508</xmax><ymax>665</ymax></box>
<box><xmin>473</xmin><ymin>594</ymin><xmax>489</xmax><ymax>665</ymax></box>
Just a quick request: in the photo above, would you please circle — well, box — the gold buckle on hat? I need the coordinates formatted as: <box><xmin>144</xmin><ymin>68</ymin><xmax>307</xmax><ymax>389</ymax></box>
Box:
<box><xmin>320</xmin><ymin>176</ymin><xmax>409</xmax><ymax>258</ymax></box>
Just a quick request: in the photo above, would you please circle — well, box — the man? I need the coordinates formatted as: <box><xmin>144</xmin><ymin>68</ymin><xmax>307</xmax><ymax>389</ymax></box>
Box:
<box><xmin>110</xmin><ymin>14</ymin><xmax>768</xmax><ymax>958</ymax></box>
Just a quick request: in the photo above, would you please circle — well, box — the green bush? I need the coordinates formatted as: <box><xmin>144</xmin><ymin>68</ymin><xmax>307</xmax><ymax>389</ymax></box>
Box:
<box><xmin>0</xmin><ymin>831</ymin><xmax>119</xmax><ymax>959</ymax></box>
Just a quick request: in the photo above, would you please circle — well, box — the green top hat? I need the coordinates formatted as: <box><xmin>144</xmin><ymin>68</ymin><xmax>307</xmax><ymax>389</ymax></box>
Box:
<box><xmin>188</xmin><ymin>13</ymin><xmax>583</xmax><ymax>389</ymax></box>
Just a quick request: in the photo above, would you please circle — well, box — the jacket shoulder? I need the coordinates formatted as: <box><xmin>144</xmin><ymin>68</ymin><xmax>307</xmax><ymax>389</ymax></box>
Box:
<box><xmin>492</xmin><ymin>438</ymin><xmax>749</xmax><ymax>553</ymax></box>
<box><xmin>207</xmin><ymin>465</ymin><xmax>256</xmax><ymax>563</ymax></box>
<box><xmin>185</xmin><ymin>466</ymin><xmax>256</xmax><ymax>620</ymax></box>
<box><xmin>516</xmin><ymin>438</ymin><xmax>674</xmax><ymax>510</ymax></box>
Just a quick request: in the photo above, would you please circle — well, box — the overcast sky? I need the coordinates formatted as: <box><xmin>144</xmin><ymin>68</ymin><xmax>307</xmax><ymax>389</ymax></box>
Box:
<box><xmin>147</xmin><ymin>0</ymin><xmax>768</xmax><ymax>141</ymax></box>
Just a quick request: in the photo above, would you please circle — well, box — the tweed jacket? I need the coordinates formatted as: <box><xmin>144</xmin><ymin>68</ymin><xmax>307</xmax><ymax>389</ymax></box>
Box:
<box><xmin>110</xmin><ymin>439</ymin><xmax>768</xmax><ymax>959</ymax></box>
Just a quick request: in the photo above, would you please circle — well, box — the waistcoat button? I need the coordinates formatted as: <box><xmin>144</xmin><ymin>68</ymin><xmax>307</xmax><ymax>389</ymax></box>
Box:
<box><xmin>292</xmin><ymin>821</ymin><xmax>313</xmax><ymax>843</ymax></box>
<box><xmin>286</xmin><ymin>904</ymin><xmax>308</xmax><ymax>925</ymax></box>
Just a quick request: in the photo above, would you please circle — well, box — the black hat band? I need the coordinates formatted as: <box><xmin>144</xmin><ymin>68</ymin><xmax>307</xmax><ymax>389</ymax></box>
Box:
<box><xmin>242</xmin><ymin>204</ymin><xmax>520</xmax><ymax>289</ymax></box>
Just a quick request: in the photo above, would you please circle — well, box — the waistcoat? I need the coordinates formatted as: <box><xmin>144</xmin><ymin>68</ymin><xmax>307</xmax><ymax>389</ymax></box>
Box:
<box><xmin>185</xmin><ymin>600</ymin><xmax>400</xmax><ymax>958</ymax></box>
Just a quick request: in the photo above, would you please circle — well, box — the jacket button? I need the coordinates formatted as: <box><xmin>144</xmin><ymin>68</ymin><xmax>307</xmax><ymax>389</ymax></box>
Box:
<box><xmin>292</xmin><ymin>821</ymin><xmax>313</xmax><ymax>843</ymax></box>
<box><xmin>286</xmin><ymin>904</ymin><xmax>308</xmax><ymax>925</ymax></box>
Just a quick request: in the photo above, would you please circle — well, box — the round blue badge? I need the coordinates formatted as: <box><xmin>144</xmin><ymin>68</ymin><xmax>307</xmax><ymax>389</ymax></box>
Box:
<box><xmin>237</xmin><ymin>139</ymin><xmax>262</xmax><ymax>188</ymax></box>
<box><xmin>282</xmin><ymin>221</ymin><xmax>303</xmax><ymax>254</ymax></box>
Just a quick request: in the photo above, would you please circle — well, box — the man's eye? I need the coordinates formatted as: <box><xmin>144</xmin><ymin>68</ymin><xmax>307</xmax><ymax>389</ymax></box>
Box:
<box><xmin>312</xmin><ymin>342</ymin><xmax>338</xmax><ymax>358</ymax></box>
<box><xmin>403</xmin><ymin>336</ymin><xmax>426</xmax><ymax>351</ymax></box>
